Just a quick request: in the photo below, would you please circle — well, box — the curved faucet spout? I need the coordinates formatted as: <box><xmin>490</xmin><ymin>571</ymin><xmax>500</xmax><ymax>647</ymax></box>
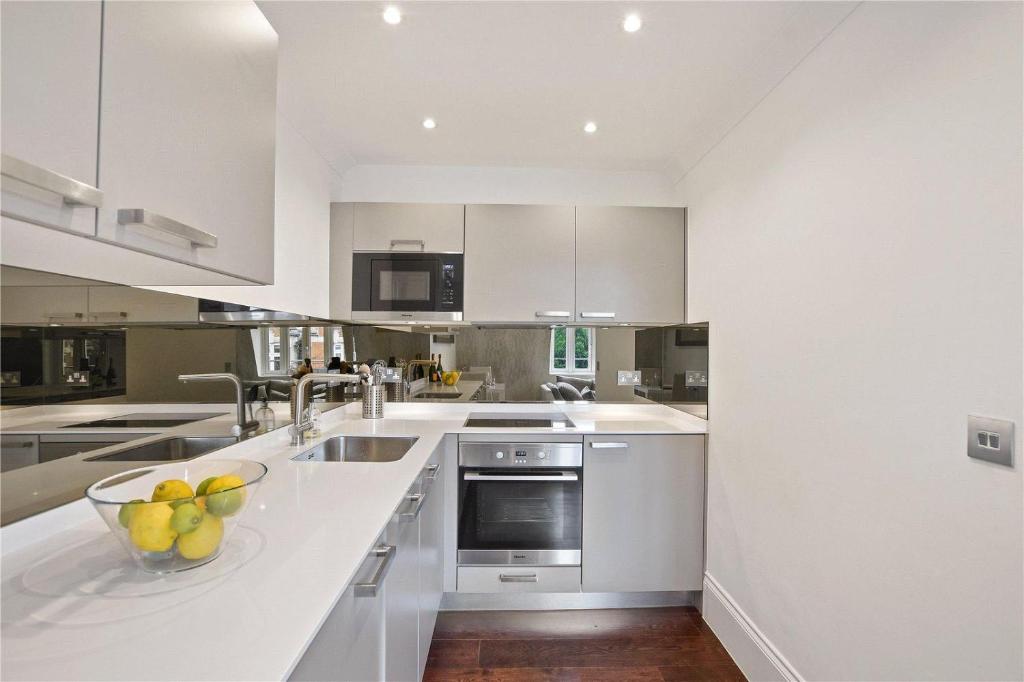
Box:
<box><xmin>178</xmin><ymin>373</ymin><xmax>258</xmax><ymax>437</ymax></box>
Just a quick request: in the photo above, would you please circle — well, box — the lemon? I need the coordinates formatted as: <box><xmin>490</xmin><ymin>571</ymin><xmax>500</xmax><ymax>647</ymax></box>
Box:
<box><xmin>128</xmin><ymin>503</ymin><xmax>177</xmax><ymax>552</ymax></box>
<box><xmin>205</xmin><ymin>474</ymin><xmax>246</xmax><ymax>517</ymax></box>
<box><xmin>170</xmin><ymin>502</ymin><xmax>204</xmax><ymax>535</ymax></box>
<box><xmin>151</xmin><ymin>479</ymin><xmax>194</xmax><ymax>503</ymax></box>
<box><xmin>177</xmin><ymin>512</ymin><xmax>223</xmax><ymax>560</ymax></box>
<box><xmin>195</xmin><ymin>476</ymin><xmax>218</xmax><ymax>497</ymax></box>
<box><xmin>117</xmin><ymin>498</ymin><xmax>145</xmax><ymax>528</ymax></box>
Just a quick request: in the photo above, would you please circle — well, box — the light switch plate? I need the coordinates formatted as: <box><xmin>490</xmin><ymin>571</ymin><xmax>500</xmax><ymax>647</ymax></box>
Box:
<box><xmin>617</xmin><ymin>370</ymin><xmax>641</xmax><ymax>386</ymax></box>
<box><xmin>968</xmin><ymin>415</ymin><xmax>1014</xmax><ymax>467</ymax></box>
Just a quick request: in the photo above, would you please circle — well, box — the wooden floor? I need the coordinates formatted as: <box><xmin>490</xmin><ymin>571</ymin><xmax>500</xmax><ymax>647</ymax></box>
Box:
<box><xmin>424</xmin><ymin>606</ymin><xmax>746</xmax><ymax>681</ymax></box>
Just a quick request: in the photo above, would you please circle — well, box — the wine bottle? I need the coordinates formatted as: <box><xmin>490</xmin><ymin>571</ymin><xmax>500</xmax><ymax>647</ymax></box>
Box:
<box><xmin>436</xmin><ymin>353</ymin><xmax>444</xmax><ymax>381</ymax></box>
<box><xmin>429</xmin><ymin>354</ymin><xmax>438</xmax><ymax>383</ymax></box>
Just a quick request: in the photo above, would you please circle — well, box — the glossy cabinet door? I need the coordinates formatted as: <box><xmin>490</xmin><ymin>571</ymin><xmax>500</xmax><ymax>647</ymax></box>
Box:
<box><xmin>353</xmin><ymin>203</ymin><xmax>465</xmax><ymax>253</ymax></box>
<box><xmin>385</xmin><ymin>502</ymin><xmax>421</xmax><ymax>682</ymax></box>
<box><xmin>86</xmin><ymin>287</ymin><xmax>197</xmax><ymax>324</ymax></box>
<box><xmin>417</xmin><ymin>454</ymin><xmax>445</xmax><ymax>680</ymax></box>
<box><xmin>289</xmin><ymin>535</ymin><xmax>387</xmax><ymax>682</ymax></box>
<box><xmin>582</xmin><ymin>435</ymin><xmax>705</xmax><ymax>592</ymax></box>
<box><xmin>95</xmin><ymin>1</ymin><xmax>278</xmax><ymax>284</ymax></box>
<box><xmin>0</xmin><ymin>435</ymin><xmax>40</xmax><ymax>473</ymax></box>
<box><xmin>575</xmin><ymin>206</ymin><xmax>686</xmax><ymax>324</ymax></box>
<box><xmin>464</xmin><ymin>204</ymin><xmax>576</xmax><ymax>323</ymax></box>
<box><xmin>0</xmin><ymin>287</ymin><xmax>89</xmax><ymax>325</ymax></box>
<box><xmin>0</xmin><ymin>1</ymin><xmax>102</xmax><ymax>236</ymax></box>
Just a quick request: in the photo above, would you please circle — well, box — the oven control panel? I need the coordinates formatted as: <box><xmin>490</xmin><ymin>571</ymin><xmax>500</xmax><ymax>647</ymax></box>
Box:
<box><xmin>459</xmin><ymin>441</ymin><xmax>583</xmax><ymax>468</ymax></box>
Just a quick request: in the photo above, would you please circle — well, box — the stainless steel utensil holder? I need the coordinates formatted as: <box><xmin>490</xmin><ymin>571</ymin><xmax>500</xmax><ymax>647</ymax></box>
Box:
<box><xmin>386</xmin><ymin>380</ymin><xmax>409</xmax><ymax>403</ymax></box>
<box><xmin>363</xmin><ymin>385</ymin><xmax>386</xmax><ymax>419</ymax></box>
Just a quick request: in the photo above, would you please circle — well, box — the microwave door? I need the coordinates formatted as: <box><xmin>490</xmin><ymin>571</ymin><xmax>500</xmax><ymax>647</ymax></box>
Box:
<box><xmin>370</xmin><ymin>258</ymin><xmax>439</xmax><ymax>311</ymax></box>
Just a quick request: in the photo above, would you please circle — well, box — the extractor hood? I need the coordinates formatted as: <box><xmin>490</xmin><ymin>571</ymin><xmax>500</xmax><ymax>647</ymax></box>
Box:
<box><xmin>197</xmin><ymin>299</ymin><xmax>311</xmax><ymax>325</ymax></box>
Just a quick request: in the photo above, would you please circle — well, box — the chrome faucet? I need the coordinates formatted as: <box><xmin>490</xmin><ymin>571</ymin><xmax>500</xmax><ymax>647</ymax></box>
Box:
<box><xmin>178</xmin><ymin>373</ymin><xmax>259</xmax><ymax>437</ymax></box>
<box><xmin>289</xmin><ymin>372</ymin><xmax>366</xmax><ymax>446</ymax></box>
<box><xmin>399</xmin><ymin>359</ymin><xmax>435</xmax><ymax>401</ymax></box>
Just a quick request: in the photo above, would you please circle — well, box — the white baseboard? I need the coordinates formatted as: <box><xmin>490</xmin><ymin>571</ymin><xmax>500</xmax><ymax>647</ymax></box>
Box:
<box><xmin>702</xmin><ymin>573</ymin><xmax>803</xmax><ymax>682</ymax></box>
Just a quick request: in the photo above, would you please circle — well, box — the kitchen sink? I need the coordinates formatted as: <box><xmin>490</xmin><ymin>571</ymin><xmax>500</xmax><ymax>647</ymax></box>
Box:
<box><xmin>85</xmin><ymin>436</ymin><xmax>237</xmax><ymax>462</ymax></box>
<box><xmin>292</xmin><ymin>436</ymin><xmax>419</xmax><ymax>463</ymax></box>
<box><xmin>414</xmin><ymin>392</ymin><xmax>463</xmax><ymax>400</ymax></box>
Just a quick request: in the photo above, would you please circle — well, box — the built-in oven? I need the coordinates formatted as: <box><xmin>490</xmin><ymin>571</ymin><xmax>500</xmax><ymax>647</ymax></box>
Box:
<box><xmin>352</xmin><ymin>252</ymin><xmax>463</xmax><ymax>322</ymax></box>
<box><xmin>458</xmin><ymin>441</ymin><xmax>583</xmax><ymax>567</ymax></box>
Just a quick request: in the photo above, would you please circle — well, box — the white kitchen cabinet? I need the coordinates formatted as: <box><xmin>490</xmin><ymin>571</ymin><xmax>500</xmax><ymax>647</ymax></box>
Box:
<box><xmin>464</xmin><ymin>204</ymin><xmax>576</xmax><ymax>323</ymax></box>
<box><xmin>0</xmin><ymin>287</ymin><xmax>89</xmax><ymax>325</ymax></box>
<box><xmin>329</xmin><ymin>203</ymin><xmax>355</xmax><ymax>320</ymax></box>
<box><xmin>385</xmin><ymin>502</ymin><xmax>421</xmax><ymax>682</ymax></box>
<box><xmin>353</xmin><ymin>203</ymin><xmax>464</xmax><ymax>253</ymax></box>
<box><xmin>0</xmin><ymin>1</ymin><xmax>102</xmax><ymax>236</ymax></box>
<box><xmin>582</xmin><ymin>435</ymin><xmax>705</xmax><ymax>593</ymax></box>
<box><xmin>417</xmin><ymin>454</ymin><xmax>445</xmax><ymax>680</ymax></box>
<box><xmin>575</xmin><ymin>206</ymin><xmax>686</xmax><ymax>324</ymax></box>
<box><xmin>289</xmin><ymin>534</ymin><xmax>387</xmax><ymax>682</ymax></box>
<box><xmin>86</xmin><ymin>287</ymin><xmax>197</xmax><ymax>324</ymax></box>
<box><xmin>95</xmin><ymin>1</ymin><xmax>278</xmax><ymax>284</ymax></box>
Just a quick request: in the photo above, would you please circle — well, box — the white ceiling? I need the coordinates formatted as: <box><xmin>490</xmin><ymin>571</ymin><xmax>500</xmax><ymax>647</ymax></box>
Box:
<box><xmin>258</xmin><ymin>1</ymin><xmax>855</xmax><ymax>180</ymax></box>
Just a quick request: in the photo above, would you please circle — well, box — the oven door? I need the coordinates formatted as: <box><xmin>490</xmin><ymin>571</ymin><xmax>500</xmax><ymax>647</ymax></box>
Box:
<box><xmin>458</xmin><ymin>468</ymin><xmax>582</xmax><ymax>566</ymax></box>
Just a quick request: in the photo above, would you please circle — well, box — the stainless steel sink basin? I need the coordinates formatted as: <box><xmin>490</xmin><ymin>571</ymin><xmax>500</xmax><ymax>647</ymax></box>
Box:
<box><xmin>85</xmin><ymin>436</ymin><xmax>237</xmax><ymax>462</ymax></box>
<box><xmin>292</xmin><ymin>436</ymin><xmax>418</xmax><ymax>463</ymax></box>
<box><xmin>414</xmin><ymin>392</ymin><xmax>463</xmax><ymax>400</ymax></box>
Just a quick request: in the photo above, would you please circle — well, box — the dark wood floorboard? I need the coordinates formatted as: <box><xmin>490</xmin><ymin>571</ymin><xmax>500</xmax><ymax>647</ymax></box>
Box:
<box><xmin>424</xmin><ymin>607</ymin><xmax>746</xmax><ymax>682</ymax></box>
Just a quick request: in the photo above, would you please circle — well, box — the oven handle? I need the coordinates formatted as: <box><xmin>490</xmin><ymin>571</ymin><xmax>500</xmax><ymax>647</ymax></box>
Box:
<box><xmin>463</xmin><ymin>472</ymin><xmax>579</xmax><ymax>482</ymax></box>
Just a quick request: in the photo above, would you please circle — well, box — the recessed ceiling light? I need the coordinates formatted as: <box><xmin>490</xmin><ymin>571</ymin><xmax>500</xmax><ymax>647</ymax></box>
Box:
<box><xmin>622</xmin><ymin>13</ymin><xmax>642</xmax><ymax>33</ymax></box>
<box><xmin>382</xmin><ymin>6</ymin><xmax>402</xmax><ymax>25</ymax></box>
<box><xmin>422</xmin><ymin>117</ymin><xmax>436</xmax><ymax>129</ymax></box>
<box><xmin>583</xmin><ymin>121</ymin><xmax>598</xmax><ymax>134</ymax></box>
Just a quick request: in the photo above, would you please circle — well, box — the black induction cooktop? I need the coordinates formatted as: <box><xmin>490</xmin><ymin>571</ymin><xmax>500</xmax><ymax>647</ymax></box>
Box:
<box><xmin>62</xmin><ymin>412</ymin><xmax>227</xmax><ymax>429</ymax></box>
<box><xmin>463</xmin><ymin>412</ymin><xmax>575</xmax><ymax>429</ymax></box>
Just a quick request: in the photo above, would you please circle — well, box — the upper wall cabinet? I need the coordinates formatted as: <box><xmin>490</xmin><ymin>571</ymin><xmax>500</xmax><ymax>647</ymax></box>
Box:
<box><xmin>352</xmin><ymin>203</ymin><xmax>464</xmax><ymax>253</ymax></box>
<box><xmin>575</xmin><ymin>206</ymin><xmax>686</xmax><ymax>325</ymax></box>
<box><xmin>0</xmin><ymin>1</ymin><xmax>103</xmax><ymax>236</ymax></box>
<box><xmin>464</xmin><ymin>204</ymin><xmax>575</xmax><ymax>323</ymax></box>
<box><xmin>94</xmin><ymin>1</ymin><xmax>278</xmax><ymax>284</ymax></box>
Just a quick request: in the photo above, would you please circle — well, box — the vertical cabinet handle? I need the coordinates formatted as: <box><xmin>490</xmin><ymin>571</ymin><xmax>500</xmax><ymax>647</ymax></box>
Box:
<box><xmin>1</xmin><ymin>154</ymin><xmax>103</xmax><ymax>207</ymax></box>
<box><xmin>390</xmin><ymin>239</ymin><xmax>425</xmax><ymax>251</ymax></box>
<box><xmin>589</xmin><ymin>442</ymin><xmax>630</xmax><ymax>449</ymax></box>
<box><xmin>117</xmin><ymin>209</ymin><xmax>218</xmax><ymax>248</ymax></box>
<box><xmin>579</xmin><ymin>312</ymin><xmax>615</xmax><ymax>319</ymax></box>
<box><xmin>353</xmin><ymin>544</ymin><xmax>396</xmax><ymax>597</ymax></box>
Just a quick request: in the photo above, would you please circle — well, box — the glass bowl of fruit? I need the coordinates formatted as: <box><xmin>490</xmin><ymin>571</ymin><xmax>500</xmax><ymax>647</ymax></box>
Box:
<box><xmin>85</xmin><ymin>459</ymin><xmax>267</xmax><ymax>574</ymax></box>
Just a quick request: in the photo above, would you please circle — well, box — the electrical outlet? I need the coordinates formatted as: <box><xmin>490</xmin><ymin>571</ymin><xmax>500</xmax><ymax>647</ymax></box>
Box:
<box><xmin>684</xmin><ymin>370</ymin><xmax>708</xmax><ymax>387</ymax></box>
<box><xmin>617</xmin><ymin>370</ymin><xmax>641</xmax><ymax>386</ymax></box>
<box><xmin>968</xmin><ymin>415</ymin><xmax>1014</xmax><ymax>467</ymax></box>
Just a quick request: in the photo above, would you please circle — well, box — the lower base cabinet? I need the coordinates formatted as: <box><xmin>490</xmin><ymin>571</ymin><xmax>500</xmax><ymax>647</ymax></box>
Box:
<box><xmin>582</xmin><ymin>435</ymin><xmax>705</xmax><ymax>593</ymax></box>
<box><xmin>290</xmin><ymin>449</ymin><xmax>444</xmax><ymax>682</ymax></box>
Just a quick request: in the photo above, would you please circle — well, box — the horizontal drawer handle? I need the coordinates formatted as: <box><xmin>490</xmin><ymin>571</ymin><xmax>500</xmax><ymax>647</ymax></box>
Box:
<box><xmin>117</xmin><ymin>209</ymin><xmax>218</xmax><ymax>248</ymax></box>
<box><xmin>3</xmin><ymin>441</ymin><xmax>36</xmax><ymax>449</ymax></box>
<box><xmin>424</xmin><ymin>463</ymin><xmax>440</xmax><ymax>479</ymax></box>
<box><xmin>1</xmin><ymin>154</ymin><xmax>103</xmax><ymax>207</ymax></box>
<box><xmin>535</xmin><ymin>311</ymin><xmax>572</xmax><ymax>318</ymax></box>
<box><xmin>589</xmin><ymin>442</ymin><xmax>629</xmax><ymax>449</ymax></box>
<box><xmin>579</xmin><ymin>312</ymin><xmax>615</xmax><ymax>319</ymax></box>
<box><xmin>90</xmin><ymin>311</ymin><xmax>128</xmax><ymax>321</ymax></box>
<box><xmin>399</xmin><ymin>492</ymin><xmax>425</xmax><ymax>520</ymax></box>
<box><xmin>463</xmin><ymin>472</ymin><xmax>578</xmax><ymax>482</ymax></box>
<box><xmin>499</xmin><ymin>573</ymin><xmax>538</xmax><ymax>583</ymax></box>
<box><xmin>390</xmin><ymin>239</ymin><xmax>425</xmax><ymax>250</ymax></box>
<box><xmin>353</xmin><ymin>544</ymin><xmax>396</xmax><ymax>597</ymax></box>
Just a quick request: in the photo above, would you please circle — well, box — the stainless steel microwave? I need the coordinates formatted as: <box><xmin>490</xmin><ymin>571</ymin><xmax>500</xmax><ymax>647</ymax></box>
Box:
<box><xmin>352</xmin><ymin>252</ymin><xmax>464</xmax><ymax>322</ymax></box>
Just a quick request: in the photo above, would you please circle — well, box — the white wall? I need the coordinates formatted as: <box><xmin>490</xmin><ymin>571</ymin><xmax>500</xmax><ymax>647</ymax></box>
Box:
<box><xmin>149</xmin><ymin>116</ymin><xmax>338</xmax><ymax>318</ymax></box>
<box><xmin>677</xmin><ymin>3</ymin><xmax>1022</xmax><ymax>680</ymax></box>
<box><xmin>337</xmin><ymin>164</ymin><xmax>678</xmax><ymax>206</ymax></box>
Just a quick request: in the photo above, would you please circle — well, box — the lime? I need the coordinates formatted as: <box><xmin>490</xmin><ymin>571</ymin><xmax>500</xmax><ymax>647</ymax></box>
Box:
<box><xmin>195</xmin><ymin>476</ymin><xmax>218</xmax><ymax>498</ymax></box>
<box><xmin>128</xmin><ymin>503</ymin><xmax>177</xmax><ymax>552</ymax></box>
<box><xmin>152</xmin><ymin>479</ymin><xmax>194</xmax><ymax>503</ymax></box>
<box><xmin>170</xmin><ymin>502</ymin><xmax>204</xmax><ymax>534</ymax></box>
<box><xmin>117</xmin><ymin>498</ymin><xmax>145</xmax><ymax>528</ymax></box>
<box><xmin>177</xmin><ymin>513</ymin><xmax>223</xmax><ymax>560</ymax></box>
<box><xmin>205</xmin><ymin>475</ymin><xmax>246</xmax><ymax>517</ymax></box>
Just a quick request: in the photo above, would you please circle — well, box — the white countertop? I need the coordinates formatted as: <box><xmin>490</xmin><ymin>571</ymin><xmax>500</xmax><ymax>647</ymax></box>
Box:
<box><xmin>1</xmin><ymin>401</ymin><xmax>706</xmax><ymax>681</ymax></box>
